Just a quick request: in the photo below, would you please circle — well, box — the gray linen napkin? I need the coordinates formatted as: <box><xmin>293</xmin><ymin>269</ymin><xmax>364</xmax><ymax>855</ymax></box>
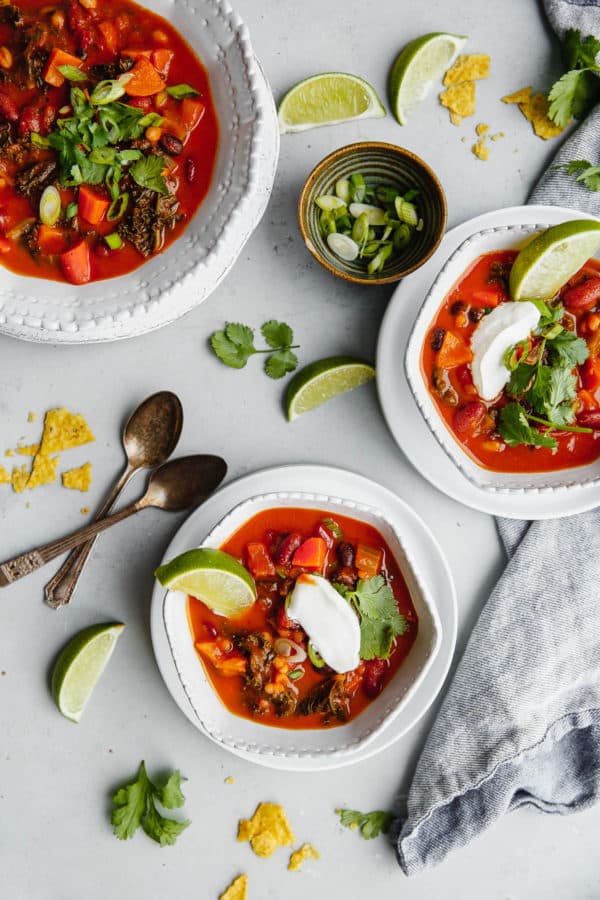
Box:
<box><xmin>393</xmin><ymin>0</ymin><xmax>600</xmax><ymax>874</ymax></box>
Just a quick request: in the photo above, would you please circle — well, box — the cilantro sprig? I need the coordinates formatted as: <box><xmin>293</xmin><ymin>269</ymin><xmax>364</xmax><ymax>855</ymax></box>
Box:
<box><xmin>555</xmin><ymin>160</ymin><xmax>600</xmax><ymax>193</ymax></box>
<box><xmin>210</xmin><ymin>320</ymin><xmax>300</xmax><ymax>379</ymax></box>
<box><xmin>547</xmin><ymin>29</ymin><xmax>600</xmax><ymax>127</ymax></box>
<box><xmin>335</xmin><ymin>575</ymin><xmax>408</xmax><ymax>660</ymax></box>
<box><xmin>336</xmin><ymin>808</ymin><xmax>393</xmax><ymax>840</ymax></box>
<box><xmin>111</xmin><ymin>761</ymin><xmax>190</xmax><ymax>846</ymax></box>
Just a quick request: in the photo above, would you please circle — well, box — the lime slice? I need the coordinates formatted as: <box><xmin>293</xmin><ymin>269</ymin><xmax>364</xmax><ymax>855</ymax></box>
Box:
<box><xmin>278</xmin><ymin>72</ymin><xmax>386</xmax><ymax>134</ymax></box>
<box><xmin>155</xmin><ymin>548</ymin><xmax>256</xmax><ymax>617</ymax></box>
<box><xmin>388</xmin><ymin>32</ymin><xmax>467</xmax><ymax>124</ymax></box>
<box><xmin>509</xmin><ymin>220</ymin><xmax>600</xmax><ymax>301</ymax></box>
<box><xmin>285</xmin><ymin>356</ymin><xmax>376</xmax><ymax>421</ymax></box>
<box><xmin>51</xmin><ymin>622</ymin><xmax>125</xmax><ymax>723</ymax></box>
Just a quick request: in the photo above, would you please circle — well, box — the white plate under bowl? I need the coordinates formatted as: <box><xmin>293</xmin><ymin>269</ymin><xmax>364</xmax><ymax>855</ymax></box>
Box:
<box><xmin>161</xmin><ymin>491</ymin><xmax>442</xmax><ymax>762</ymax></box>
<box><xmin>0</xmin><ymin>0</ymin><xmax>279</xmax><ymax>344</ymax></box>
<box><xmin>150</xmin><ymin>465</ymin><xmax>457</xmax><ymax>771</ymax></box>
<box><xmin>405</xmin><ymin>222</ymin><xmax>600</xmax><ymax>494</ymax></box>
<box><xmin>377</xmin><ymin>205</ymin><xmax>600</xmax><ymax>519</ymax></box>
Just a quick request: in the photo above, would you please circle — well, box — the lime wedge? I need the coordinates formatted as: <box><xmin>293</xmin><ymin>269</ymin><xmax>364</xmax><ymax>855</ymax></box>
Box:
<box><xmin>155</xmin><ymin>548</ymin><xmax>256</xmax><ymax>617</ymax></box>
<box><xmin>285</xmin><ymin>356</ymin><xmax>376</xmax><ymax>421</ymax></box>
<box><xmin>388</xmin><ymin>32</ymin><xmax>467</xmax><ymax>124</ymax></box>
<box><xmin>278</xmin><ymin>72</ymin><xmax>386</xmax><ymax>134</ymax></box>
<box><xmin>51</xmin><ymin>622</ymin><xmax>125</xmax><ymax>723</ymax></box>
<box><xmin>509</xmin><ymin>220</ymin><xmax>600</xmax><ymax>301</ymax></box>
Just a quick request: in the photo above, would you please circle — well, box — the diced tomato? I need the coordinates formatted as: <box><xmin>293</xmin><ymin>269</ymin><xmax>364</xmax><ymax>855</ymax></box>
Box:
<box><xmin>0</xmin><ymin>91</ymin><xmax>18</xmax><ymax>122</ymax></box>
<box><xmin>195</xmin><ymin>642</ymin><xmax>247</xmax><ymax>676</ymax></box>
<box><xmin>456</xmin><ymin>364</ymin><xmax>474</xmax><ymax>387</ymax></box>
<box><xmin>151</xmin><ymin>48</ymin><xmax>174</xmax><ymax>76</ymax></box>
<box><xmin>355</xmin><ymin>544</ymin><xmax>383</xmax><ymax>578</ymax></box>
<box><xmin>127</xmin><ymin>96</ymin><xmax>152</xmax><ymax>111</ymax></box>
<box><xmin>470</xmin><ymin>287</ymin><xmax>503</xmax><ymax>308</ymax></box>
<box><xmin>115</xmin><ymin>12</ymin><xmax>132</xmax><ymax>41</ymax></box>
<box><xmin>246</xmin><ymin>542</ymin><xmax>276</xmax><ymax>580</ymax></box>
<box><xmin>581</xmin><ymin>357</ymin><xmax>600</xmax><ymax>393</ymax></box>
<box><xmin>61</xmin><ymin>240</ymin><xmax>91</xmax><ymax>285</ymax></box>
<box><xmin>43</xmin><ymin>48</ymin><xmax>83</xmax><ymax>88</ymax></box>
<box><xmin>0</xmin><ymin>236</ymin><xmax>11</xmax><ymax>253</ymax></box>
<box><xmin>125</xmin><ymin>57</ymin><xmax>166</xmax><ymax>97</ymax></box>
<box><xmin>37</xmin><ymin>225</ymin><xmax>68</xmax><ymax>256</ymax></box>
<box><xmin>181</xmin><ymin>97</ymin><xmax>205</xmax><ymax>132</ymax></box>
<box><xmin>78</xmin><ymin>186</ymin><xmax>109</xmax><ymax>225</ymax></box>
<box><xmin>363</xmin><ymin>658</ymin><xmax>388</xmax><ymax>698</ymax></box>
<box><xmin>563</xmin><ymin>276</ymin><xmax>600</xmax><ymax>313</ymax></box>
<box><xmin>437</xmin><ymin>331</ymin><xmax>473</xmax><ymax>368</ymax></box>
<box><xmin>292</xmin><ymin>537</ymin><xmax>327</xmax><ymax>570</ymax></box>
<box><xmin>275</xmin><ymin>604</ymin><xmax>296</xmax><ymax>634</ymax></box>
<box><xmin>578</xmin><ymin>389</ymin><xmax>599</xmax><ymax>411</ymax></box>
<box><xmin>98</xmin><ymin>20</ymin><xmax>119</xmax><ymax>55</ymax></box>
<box><xmin>275</xmin><ymin>532</ymin><xmax>303</xmax><ymax>566</ymax></box>
<box><xmin>18</xmin><ymin>103</ymin><xmax>56</xmax><ymax>138</ymax></box>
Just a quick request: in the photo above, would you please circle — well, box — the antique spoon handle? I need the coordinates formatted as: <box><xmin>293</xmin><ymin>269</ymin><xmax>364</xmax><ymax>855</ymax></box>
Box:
<box><xmin>44</xmin><ymin>463</ymin><xmax>136</xmax><ymax>609</ymax></box>
<box><xmin>0</xmin><ymin>500</ymin><xmax>145</xmax><ymax>587</ymax></box>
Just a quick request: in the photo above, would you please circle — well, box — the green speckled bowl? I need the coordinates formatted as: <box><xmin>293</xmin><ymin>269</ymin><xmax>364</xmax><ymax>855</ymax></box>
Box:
<box><xmin>298</xmin><ymin>142</ymin><xmax>447</xmax><ymax>286</ymax></box>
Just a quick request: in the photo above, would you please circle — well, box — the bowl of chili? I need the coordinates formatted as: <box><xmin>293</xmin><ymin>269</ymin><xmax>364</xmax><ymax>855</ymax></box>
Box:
<box><xmin>160</xmin><ymin>492</ymin><xmax>442</xmax><ymax>762</ymax></box>
<box><xmin>405</xmin><ymin>220</ymin><xmax>600</xmax><ymax>493</ymax></box>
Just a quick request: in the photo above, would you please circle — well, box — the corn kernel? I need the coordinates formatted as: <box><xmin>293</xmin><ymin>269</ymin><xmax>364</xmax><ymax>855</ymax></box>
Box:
<box><xmin>455</xmin><ymin>312</ymin><xmax>468</xmax><ymax>327</ymax></box>
<box><xmin>587</xmin><ymin>313</ymin><xmax>600</xmax><ymax>332</ymax></box>
<box><xmin>482</xmin><ymin>440</ymin><xmax>505</xmax><ymax>453</ymax></box>
<box><xmin>79</xmin><ymin>0</ymin><xmax>97</xmax><ymax>9</ymax></box>
<box><xmin>152</xmin><ymin>28</ymin><xmax>169</xmax><ymax>44</ymax></box>
<box><xmin>0</xmin><ymin>47</ymin><xmax>13</xmax><ymax>69</ymax></box>
<box><xmin>51</xmin><ymin>10</ymin><xmax>66</xmax><ymax>28</ymax></box>
<box><xmin>145</xmin><ymin>126</ymin><xmax>162</xmax><ymax>142</ymax></box>
<box><xmin>155</xmin><ymin>91</ymin><xmax>169</xmax><ymax>108</ymax></box>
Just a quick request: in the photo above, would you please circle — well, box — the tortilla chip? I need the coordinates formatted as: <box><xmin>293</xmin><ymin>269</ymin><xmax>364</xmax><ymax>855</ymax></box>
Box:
<box><xmin>472</xmin><ymin>139</ymin><xmax>490</xmax><ymax>161</ymax></box>
<box><xmin>219</xmin><ymin>875</ymin><xmax>248</xmax><ymax>900</ymax></box>
<box><xmin>502</xmin><ymin>86</ymin><xmax>534</xmax><ymax>105</ymax></box>
<box><xmin>444</xmin><ymin>54</ymin><xmax>490</xmax><ymax>86</ymax></box>
<box><xmin>39</xmin><ymin>408</ymin><xmax>95</xmax><ymax>455</ymax></box>
<box><xmin>27</xmin><ymin>454</ymin><xmax>59</xmax><ymax>489</ymax></box>
<box><xmin>5</xmin><ymin>448</ymin><xmax>14</xmax><ymax>457</ymax></box>
<box><xmin>0</xmin><ymin>465</ymin><xmax>11</xmax><ymax>484</ymax></box>
<box><xmin>476</xmin><ymin>122</ymin><xmax>489</xmax><ymax>136</ymax></box>
<box><xmin>502</xmin><ymin>87</ymin><xmax>564</xmax><ymax>139</ymax></box>
<box><xmin>238</xmin><ymin>803</ymin><xmax>295</xmax><ymax>858</ymax></box>
<box><xmin>288</xmin><ymin>843</ymin><xmax>320</xmax><ymax>872</ymax></box>
<box><xmin>16</xmin><ymin>443</ymin><xmax>39</xmax><ymax>456</ymax></box>
<box><xmin>449</xmin><ymin>111</ymin><xmax>462</xmax><ymax>126</ymax></box>
<box><xmin>62</xmin><ymin>462</ymin><xmax>92</xmax><ymax>492</ymax></box>
<box><xmin>11</xmin><ymin>465</ymin><xmax>30</xmax><ymax>493</ymax></box>
<box><xmin>491</xmin><ymin>131</ymin><xmax>505</xmax><ymax>141</ymax></box>
<box><xmin>440</xmin><ymin>81</ymin><xmax>476</xmax><ymax>119</ymax></box>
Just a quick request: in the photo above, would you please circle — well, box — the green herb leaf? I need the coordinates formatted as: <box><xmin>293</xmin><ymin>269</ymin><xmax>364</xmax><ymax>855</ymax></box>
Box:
<box><xmin>343</xmin><ymin>576</ymin><xmax>408</xmax><ymax>661</ymax></box>
<box><xmin>129</xmin><ymin>154</ymin><xmax>168</xmax><ymax>195</ymax></box>
<box><xmin>531</xmin><ymin>365</ymin><xmax>577</xmax><ymax>426</ymax></box>
<box><xmin>336</xmin><ymin>808</ymin><xmax>394</xmax><ymax>840</ymax></box>
<box><xmin>548</xmin><ymin>68</ymin><xmax>600</xmax><ymax>126</ymax></box>
<box><xmin>265</xmin><ymin>348</ymin><xmax>298</xmax><ymax>379</ymax></box>
<box><xmin>507</xmin><ymin>361</ymin><xmax>536</xmax><ymax>398</ymax></box>
<box><xmin>497</xmin><ymin>402</ymin><xmax>557</xmax><ymax>449</ymax></box>
<box><xmin>166</xmin><ymin>84</ymin><xmax>200</xmax><ymax>100</ymax></box>
<box><xmin>261</xmin><ymin>319</ymin><xmax>294</xmax><ymax>349</ymax></box>
<box><xmin>562</xmin><ymin>29</ymin><xmax>600</xmax><ymax>71</ymax></box>
<box><xmin>111</xmin><ymin>761</ymin><xmax>190</xmax><ymax>846</ymax></box>
<box><xmin>56</xmin><ymin>64</ymin><xmax>87</xmax><ymax>82</ymax></box>
<box><xmin>210</xmin><ymin>323</ymin><xmax>256</xmax><ymax>368</ymax></box>
<box><xmin>546</xmin><ymin>330</ymin><xmax>589</xmax><ymax>367</ymax></box>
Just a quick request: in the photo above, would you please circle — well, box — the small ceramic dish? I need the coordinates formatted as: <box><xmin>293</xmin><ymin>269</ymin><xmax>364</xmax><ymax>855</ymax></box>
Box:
<box><xmin>405</xmin><ymin>222</ymin><xmax>600</xmax><ymax>494</ymax></box>
<box><xmin>298</xmin><ymin>141</ymin><xmax>447</xmax><ymax>286</ymax></box>
<box><xmin>161</xmin><ymin>491</ymin><xmax>442</xmax><ymax>762</ymax></box>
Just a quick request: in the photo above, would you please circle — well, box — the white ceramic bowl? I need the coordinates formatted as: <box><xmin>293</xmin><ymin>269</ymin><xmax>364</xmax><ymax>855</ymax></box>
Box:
<box><xmin>405</xmin><ymin>222</ymin><xmax>600</xmax><ymax>495</ymax></box>
<box><xmin>160</xmin><ymin>491</ymin><xmax>442</xmax><ymax>762</ymax></box>
<box><xmin>0</xmin><ymin>0</ymin><xmax>279</xmax><ymax>343</ymax></box>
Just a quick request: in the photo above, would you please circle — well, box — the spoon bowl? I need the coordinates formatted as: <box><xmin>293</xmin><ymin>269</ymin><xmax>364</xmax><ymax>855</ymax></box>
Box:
<box><xmin>145</xmin><ymin>456</ymin><xmax>229</xmax><ymax>512</ymax></box>
<box><xmin>124</xmin><ymin>391</ymin><xmax>183</xmax><ymax>470</ymax></box>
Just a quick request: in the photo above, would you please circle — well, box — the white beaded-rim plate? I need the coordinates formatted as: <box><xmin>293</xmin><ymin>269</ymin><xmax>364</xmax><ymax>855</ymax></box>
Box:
<box><xmin>0</xmin><ymin>0</ymin><xmax>279</xmax><ymax>343</ymax></box>
<box><xmin>150</xmin><ymin>465</ymin><xmax>457</xmax><ymax>771</ymax></box>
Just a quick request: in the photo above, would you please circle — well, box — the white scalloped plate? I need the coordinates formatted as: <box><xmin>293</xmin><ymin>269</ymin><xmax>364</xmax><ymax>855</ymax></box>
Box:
<box><xmin>377</xmin><ymin>205</ymin><xmax>600</xmax><ymax>519</ymax></box>
<box><xmin>0</xmin><ymin>0</ymin><xmax>279</xmax><ymax>343</ymax></box>
<box><xmin>150</xmin><ymin>465</ymin><xmax>457</xmax><ymax>771</ymax></box>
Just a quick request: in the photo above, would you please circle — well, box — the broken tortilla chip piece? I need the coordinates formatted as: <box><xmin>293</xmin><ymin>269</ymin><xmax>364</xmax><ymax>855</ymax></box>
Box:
<box><xmin>440</xmin><ymin>81</ymin><xmax>476</xmax><ymax>119</ymax></box>
<box><xmin>444</xmin><ymin>53</ymin><xmax>490</xmax><ymax>86</ymax></box>
<box><xmin>39</xmin><ymin>408</ymin><xmax>95</xmax><ymax>456</ymax></box>
<box><xmin>238</xmin><ymin>803</ymin><xmax>295</xmax><ymax>858</ymax></box>
<box><xmin>16</xmin><ymin>443</ymin><xmax>39</xmax><ymax>456</ymax></box>
<box><xmin>62</xmin><ymin>463</ymin><xmax>92</xmax><ymax>492</ymax></box>
<box><xmin>0</xmin><ymin>465</ymin><xmax>11</xmax><ymax>484</ymax></box>
<box><xmin>219</xmin><ymin>875</ymin><xmax>248</xmax><ymax>900</ymax></box>
<box><xmin>27</xmin><ymin>454</ymin><xmax>59</xmax><ymax>489</ymax></box>
<box><xmin>11</xmin><ymin>465</ymin><xmax>30</xmax><ymax>493</ymax></box>
<box><xmin>502</xmin><ymin>87</ymin><xmax>564</xmax><ymax>139</ymax></box>
<box><xmin>472</xmin><ymin>139</ymin><xmax>490</xmax><ymax>161</ymax></box>
<box><xmin>288</xmin><ymin>843</ymin><xmax>320</xmax><ymax>872</ymax></box>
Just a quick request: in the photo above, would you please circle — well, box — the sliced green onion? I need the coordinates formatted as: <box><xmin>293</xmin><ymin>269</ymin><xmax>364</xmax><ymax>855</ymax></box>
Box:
<box><xmin>335</xmin><ymin>178</ymin><xmax>351</xmax><ymax>204</ymax></box>
<box><xmin>349</xmin><ymin>172</ymin><xmax>366</xmax><ymax>202</ymax></box>
<box><xmin>315</xmin><ymin>194</ymin><xmax>346</xmax><ymax>212</ymax></box>
<box><xmin>90</xmin><ymin>79</ymin><xmax>127</xmax><ymax>105</ymax></box>
<box><xmin>416</xmin><ymin>218</ymin><xmax>424</xmax><ymax>232</ymax></box>
<box><xmin>107</xmin><ymin>192</ymin><xmax>129</xmax><ymax>222</ymax></box>
<box><xmin>376</xmin><ymin>185</ymin><xmax>400</xmax><ymax>205</ymax></box>
<box><xmin>137</xmin><ymin>112</ymin><xmax>164</xmax><ymax>129</ymax></box>
<box><xmin>327</xmin><ymin>232</ymin><xmax>360</xmax><ymax>261</ymax></box>
<box><xmin>105</xmin><ymin>166</ymin><xmax>122</xmax><ymax>201</ymax></box>
<box><xmin>65</xmin><ymin>201</ymin><xmax>78</xmax><ymax>220</ymax></box>
<box><xmin>319</xmin><ymin>210</ymin><xmax>337</xmax><ymax>237</ymax></box>
<box><xmin>393</xmin><ymin>223</ymin><xmax>412</xmax><ymax>250</ymax></box>
<box><xmin>105</xmin><ymin>233</ymin><xmax>123</xmax><ymax>250</ymax></box>
<box><xmin>394</xmin><ymin>197</ymin><xmax>418</xmax><ymax>226</ymax></box>
<box><xmin>30</xmin><ymin>133</ymin><xmax>50</xmax><ymax>149</ymax></box>
<box><xmin>166</xmin><ymin>84</ymin><xmax>200</xmax><ymax>100</ymax></box>
<box><xmin>543</xmin><ymin>322</ymin><xmax>564</xmax><ymax>340</ymax></box>
<box><xmin>307</xmin><ymin>642</ymin><xmax>325</xmax><ymax>669</ymax></box>
<box><xmin>56</xmin><ymin>64</ymin><xmax>87</xmax><ymax>83</ymax></box>
<box><xmin>504</xmin><ymin>339</ymin><xmax>532</xmax><ymax>372</ymax></box>
<box><xmin>348</xmin><ymin>203</ymin><xmax>386</xmax><ymax>225</ymax></box>
<box><xmin>367</xmin><ymin>242</ymin><xmax>393</xmax><ymax>275</ymax></box>
<box><xmin>39</xmin><ymin>185</ymin><xmax>61</xmax><ymax>226</ymax></box>
<box><xmin>351</xmin><ymin>212</ymin><xmax>370</xmax><ymax>245</ymax></box>
<box><xmin>321</xmin><ymin>518</ymin><xmax>343</xmax><ymax>538</ymax></box>
<box><xmin>403</xmin><ymin>188</ymin><xmax>420</xmax><ymax>202</ymax></box>
<box><xmin>288</xmin><ymin>667</ymin><xmax>304</xmax><ymax>681</ymax></box>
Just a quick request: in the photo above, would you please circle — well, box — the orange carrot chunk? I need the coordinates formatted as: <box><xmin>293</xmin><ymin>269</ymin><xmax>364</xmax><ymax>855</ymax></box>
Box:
<box><xmin>61</xmin><ymin>240</ymin><xmax>91</xmax><ymax>285</ymax></box>
<box><xmin>125</xmin><ymin>56</ymin><xmax>166</xmax><ymax>97</ymax></box>
<box><xmin>181</xmin><ymin>97</ymin><xmax>205</xmax><ymax>131</ymax></box>
<box><xmin>37</xmin><ymin>225</ymin><xmax>68</xmax><ymax>255</ymax></box>
<box><xmin>355</xmin><ymin>544</ymin><xmax>383</xmax><ymax>578</ymax></box>
<box><xmin>437</xmin><ymin>331</ymin><xmax>473</xmax><ymax>368</ymax></box>
<box><xmin>43</xmin><ymin>48</ymin><xmax>83</xmax><ymax>88</ymax></box>
<box><xmin>78</xmin><ymin>186</ymin><xmax>110</xmax><ymax>225</ymax></box>
<box><xmin>98</xmin><ymin>20</ymin><xmax>119</xmax><ymax>55</ymax></box>
<box><xmin>151</xmin><ymin>48</ymin><xmax>174</xmax><ymax>76</ymax></box>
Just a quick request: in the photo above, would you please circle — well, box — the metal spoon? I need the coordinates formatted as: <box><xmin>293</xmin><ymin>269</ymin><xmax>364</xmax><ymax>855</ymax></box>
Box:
<box><xmin>45</xmin><ymin>391</ymin><xmax>183</xmax><ymax>609</ymax></box>
<box><xmin>0</xmin><ymin>455</ymin><xmax>227</xmax><ymax>588</ymax></box>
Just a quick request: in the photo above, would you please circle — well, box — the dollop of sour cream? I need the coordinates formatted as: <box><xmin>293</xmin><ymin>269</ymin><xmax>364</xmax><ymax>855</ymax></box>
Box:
<box><xmin>471</xmin><ymin>301</ymin><xmax>540</xmax><ymax>401</ymax></box>
<box><xmin>286</xmin><ymin>574</ymin><xmax>360</xmax><ymax>673</ymax></box>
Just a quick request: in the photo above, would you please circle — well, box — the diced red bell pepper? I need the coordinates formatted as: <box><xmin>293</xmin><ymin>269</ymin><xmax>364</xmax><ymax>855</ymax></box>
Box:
<box><xmin>37</xmin><ymin>225</ymin><xmax>68</xmax><ymax>256</ymax></box>
<box><xmin>98</xmin><ymin>19</ymin><xmax>119</xmax><ymax>55</ymax></box>
<box><xmin>470</xmin><ymin>287</ymin><xmax>503</xmax><ymax>308</ymax></box>
<box><xmin>181</xmin><ymin>97</ymin><xmax>205</xmax><ymax>131</ymax></box>
<box><xmin>363</xmin><ymin>658</ymin><xmax>388</xmax><ymax>698</ymax></box>
<box><xmin>246</xmin><ymin>542</ymin><xmax>276</xmax><ymax>580</ymax></box>
<box><xmin>61</xmin><ymin>240</ymin><xmax>91</xmax><ymax>285</ymax></box>
<box><xmin>437</xmin><ymin>331</ymin><xmax>473</xmax><ymax>368</ymax></box>
<box><xmin>292</xmin><ymin>536</ymin><xmax>327</xmax><ymax>570</ymax></box>
<box><xmin>124</xmin><ymin>57</ymin><xmax>165</xmax><ymax>97</ymax></box>
<box><xmin>355</xmin><ymin>544</ymin><xmax>383</xmax><ymax>578</ymax></box>
<box><xmin>78</xmin><ymin>186</ymin><xmax>110</xmax><ymax>225</ymax></box>
<box><xmin>581</xmin><ymin>357</ymin><xmax>600</xmax><ymax>393</ymax></box>
<box><xmin>151</xmin><ymin>48</ymin><xmax>174</xmax><ymax>76</ymax></box>
<box><xmin>43</xmin><ymin>48</ymin><xmax>83</xmax><ymax>88</ymax></box>
<box><xmin>127</xmin><ymin>96</ymin><xmax>152</xmax><ymax>111</ymax></box>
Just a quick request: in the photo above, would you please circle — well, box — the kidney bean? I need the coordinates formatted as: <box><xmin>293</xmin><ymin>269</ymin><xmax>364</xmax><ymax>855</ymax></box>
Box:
<box><xmin>577</xmin><ymin>409</ymin><xmax>600</xmax><ymax>430</ymax></box>
<box><xmin>315</xmin><ymin>523</ymin><xmax>334</xmax><ymax>546</ymax></box>
<box><xmin>275</xmin><ymin>532</ymin><xmax>303</xmax><ymax>566</ymax></box>
<box><xmin>430</xmin><ymin>327</ymin><xmax>445</xmax><ymax>351</ymax></box>
<box><xmin>185</xmin><ymin>157</ymin><xmax>196</xmax><ymax>184</ymax></box>
<box><xmin>0</xmin><ymin>91</ymin><xmax>18</xmax><ymax>123</ymax></box>
<box><xmin>468</xmin><ymin>306</ymin><xmax>484</xmax><ymax>323</ymax></box>
<box><xmin>563</xmin><ymin>276</ymin><xmax>600</xmax><ymax>313</ymax></box>
<box><xmin>454</xmin><ymin>400</ymin><xmax>487</xmax><ymax>433</ymax></box>
<box><xmin>336</xmin><ymin>566</ymin><xmax>357</xmax><ymax>589</ymax></box>
<box><xmin>450</xmin><ymin>299</ymin><xmax>465</xmax><ymax>315</ymax></box>
<box><xmin>363</xmin><ymin>659</ymin><xmax>388</xmax><ymax>698</ymax></box>
<box><xmin>337</xmin><ymin>541</ymin><xmax>355</xmax><ymax>567</ymax></box>
<box><xmin>160</xmin><ymin>132</ymin><xmax>184</xmax><ymax>156</ymax></box>
<box><xmin>204</xmin><ymin>622</ymin><xmax>218</xmax><ymax>639</ymax></box>
<box><xmin>94</xmin><ymin>241</ymin><xmax>110</xmax><ymax>258</ymax></box>
<box><xmin>456</xmin><ymin>364</ymin><xmax>474</xmax><ymax>387</ymax></box>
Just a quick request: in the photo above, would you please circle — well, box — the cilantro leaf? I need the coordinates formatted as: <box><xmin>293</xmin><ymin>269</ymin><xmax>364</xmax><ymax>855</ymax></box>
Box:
<box><xmin>344</xmin><ymin>576</ymin><xmax>408</xmax><ymax>661</ymax></box>
<box><xmin>562</xmin><ymin>29</ymin><xmax>600</xmax><ymax>71</ymax></box>
<box><xmin>352</xmin><ymin>575</ymin><xmax>398</xmax><ymax>621</ymax></box>
<box><xmin>210</xmin><ymin>323</ymin><xmax>256</xmax><ymax>369</ymax></box>
<box><xmin>507</xmin><ymin>362</ymin><xmax>536</xmax><ymax>398</ymax></box>
<box><xmin>225</xmin><ymin>322</ymin><xmax>255</xmax><ymax>350</ymax></box>
<box><xmin>265</xmin><ymin>348</ymin><xmax>298</xmax><ymax>379</ymax></box>
<box><xmin>548</xmin><ymin>69</ymin><xmax>593</xmax><ymax>126</ymax></box>
<box><xmin>111</xmin><ymin>761</ymin><xmax>190</xmax><ymax>846</ymax></box>
<box><xmin>557</xmin><ymin>159</ymin><xmax>600</xmax><ymax>192</ymax></box>
<box><xmin>261</xmin><ymin>319</ymin><xmax>294</xmax><ymax>349</ymax></box>
<box><xmin>359</xmin><ymin>617</ymin><xmax>396</xmax><ymax>660</ymax></box>
<box><xmin>546</xmin><ymin>330</ymin><xmax>589</xmax><ymax>367</ymax></box>
<box><xmin>129</xmin><ymin>154</ymin><xmax>168</xmax><ymax>194</ymax></box>
<box><xmin>336</xmin><ymin>808</ymin><xmax>393</xmax><ymax>840</ymax></box>
<box><xmin>497</xmin><ymin>402</ymin><xmax>557</xmax><ymax>449</ymax></box>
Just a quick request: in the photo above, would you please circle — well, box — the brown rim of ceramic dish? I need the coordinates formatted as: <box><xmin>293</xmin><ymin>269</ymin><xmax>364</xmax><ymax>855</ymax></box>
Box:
<box><xmin>298</xmin><ymin>141</ymin><xmax>448</xmax><ymax>286</ymax></box>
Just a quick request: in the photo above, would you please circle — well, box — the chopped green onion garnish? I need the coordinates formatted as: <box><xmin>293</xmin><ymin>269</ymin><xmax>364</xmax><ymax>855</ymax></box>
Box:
<box><xmin>39</xmin><ymin>186</ymin><xmax>61</xmax><ymax>226</ymax></box>
<box><xmin>65</xmin><ymin>202</ymin><xmax>78</xmax><ymax>220</ymax></box>
<box><xmin>90</xmin><ymin>79</ymin><xmax>127</xmax><ymax>105</ymax></box>
<box><xmin>307</xmin><ymin>642</ymin><xmax>325</xmax><ymax>669</ymax></box>
<box><xmin>56</xmin><ymin>64</ymin><xmax>87</xmax><ymax>83</ymax></box>
<box><xmin>166</xmin><ymin>84</ymin><xmax>200</xmax><ymax>100</ymax></box>
<box><xmin>394</xmin><ymin>197</ymin><xmax>418</xmax><ymax>226</ymax></box>
<box><xmin>335</xmin><ymin>179</ymin><xmax>351</xmax><ymax>204</ymax></box>
<box><xmin>105</xmin><ymin>233</ymin><xmax>123</xmax><ymax>250</ymax></box>
<box><xmin>30</xmin><ymin>133</ymin><xmax>50</xmax><ymax>149</ymax></box>
<box><xmin>288</xmin><ymin>668</ymin><xmax>304</xmax><ymax>681</ymax></box>
<box><xmin>107</xmin><ymin>193</ymin><xmax>129</xmax><ymax>222</ymax></box>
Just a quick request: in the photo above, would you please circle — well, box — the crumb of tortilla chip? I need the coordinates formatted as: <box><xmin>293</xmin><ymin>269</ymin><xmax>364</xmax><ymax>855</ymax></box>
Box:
<box><xmin>440</xmin><ymin>81</ymin><xmax>476</xmax><ymax>119</ymax></box>
<box><xmin>27</xmin><ymin>454</ymin><xmax>59</xmax><ymax>489</ymax></box>
<box><xmin>238</xmin><ymin>803</ymin><xmax>295</xmax><ymax>858</ymax></box>
<box><xmin>224</xmin><ymin>776</ymin><xmax>235</xmax><ymax>785</ymax></box>
<box><xmin>62</xmin><ymin>462</ymin><xmax>92</xmax><ymax>492</ymax></box>
<box><xmin>11</xmin><ymin>465</ymin><xmax>29</xmax><ymax>493</ymax></box>
<box><xmin>80</xmin><ymin>506</ymin><xmax>90</xmax><ymax>515</ymax></box>
<box><xmin>502</xmin><ymin>87</ymin><xmax>563</xmax><ymax>139</ymax></box>
<box><xmin>288</xmin><ymin>843</ymin><xmax>320</xmax><ymax>872</ymax></box>
<box><xmin>443</xmin><ymin>53</ymin><xmax>490</xmax><ymax>86</ymax></box>
<box><xmin>472</xmin><ymin>139</ymin><xmax>490</xmax><ymax>160</ymax></box>
<box><xmin>39</xmin><ymin>408</ymin><xmax>95</xmax><ymax>455</ymax></box>
<box><xmin>27</xmin><ymin>412</ymin><xmax>38</xmax><ymax>423</ymax></box>
<box><xmin>5</xmin><ymin>449</ymin><xmax>14</xmax><ymax>458</ymax></box>
<box><xmin>219</xmin><ymin>875</ymin><xmax>248</xmax><ymax>900</ymax></box>
<box><xmin>16</xmin><ymin>443</ymin><xmax>39</xmax><ymax>456</ymax></box>
<box><xmin>476</xmin><ymin>122</ymin><xmax>489</xmax><ymax>136</ymax></box>
<box><xmin>0</xmin><ymin>465</ymin><xmax>10</xmax><ymax>484</ymax></box>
